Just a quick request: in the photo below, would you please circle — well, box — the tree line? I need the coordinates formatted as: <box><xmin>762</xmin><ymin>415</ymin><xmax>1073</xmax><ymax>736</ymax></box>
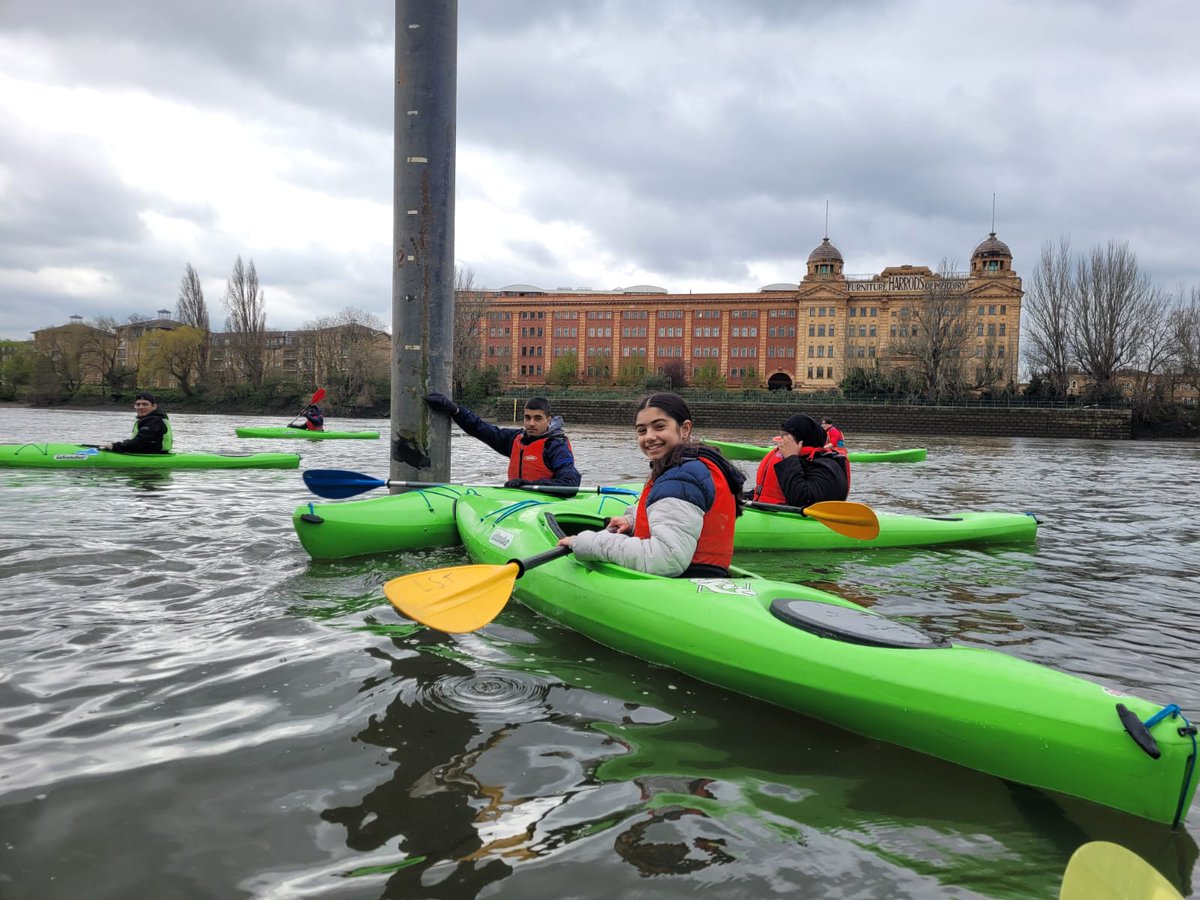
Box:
<box><xmin>1</xmin><ymin>257</ymin><xmax>390</xmax><ymax>411</ymax></box>
<box><xmin>1022</xmin><ymin>238</ymin><xmax>1200</xmax><ymax>422</ymax></box>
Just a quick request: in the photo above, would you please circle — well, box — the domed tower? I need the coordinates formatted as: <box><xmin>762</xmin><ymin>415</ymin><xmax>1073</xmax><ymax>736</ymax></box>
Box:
<box><xmin>970</xmin><ymin>232</ymin><xmax>1013</xmax><ymax>276</ymax></box>
<box><xmin>804</xmin><ymin>237</ymin><xmax>844</xmax><ymax>280</ymax></box>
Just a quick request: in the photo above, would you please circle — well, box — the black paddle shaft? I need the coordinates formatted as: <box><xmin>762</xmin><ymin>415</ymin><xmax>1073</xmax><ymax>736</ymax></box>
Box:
<box><xmin>509</xmin><ymin>545</ymin><xmax>572</xmax><ymax>577</ymax></box>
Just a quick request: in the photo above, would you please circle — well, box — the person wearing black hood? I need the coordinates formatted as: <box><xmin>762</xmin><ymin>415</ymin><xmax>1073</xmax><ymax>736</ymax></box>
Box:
<box><xmin>557</xmin><ymin>392</ymin><xmax>744</xmax><ymax>578</ymax></box>
<box><xmin>423</xmin><ymin>393</ymin><xmax>581</xmax><ymax>488</ymax></box>
<box><xmin>101</xmin><ymin>391</ymin><xmax>173</xmax><ymax>454</ymax></box>
<box><xmin>751</xmin><ymin>413</ymin><xmax>849</xmax><ymax>508</ymax></box>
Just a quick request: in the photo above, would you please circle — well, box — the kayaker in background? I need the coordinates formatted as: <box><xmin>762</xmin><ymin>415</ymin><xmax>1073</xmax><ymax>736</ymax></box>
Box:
<box><xmin>557</xmin><ymin>392</ymin><xmax>744</xmax><ymax>577</ymax></box>
<box><xmin>101</xmin><ymin>391</ymin><xmax>172</xmax><ymax>454</ymax></box>
<box><xmin>752</xmin><ymin>413</ymin><xmax>849</xmax><ymax>508</ymax></box>
<box><xmin>288</xmin><ymin>404</ymin><xmax>325</xmax><ymax>431</ymax></box>
<box><xmin>821</xmin><ymin>417</ymin><xmax>845</xmax><ymax>450</ymax></box>
<box><xmin>423</xmin><ymin>393</ymin><xmax>582</xmax><ymax>489</ymax></box>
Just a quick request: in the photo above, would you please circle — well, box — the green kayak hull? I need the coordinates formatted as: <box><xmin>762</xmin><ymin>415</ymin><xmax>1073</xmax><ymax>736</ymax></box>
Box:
<box><xmin>0</xmin><ymin>443</ymin><xmax>299</xmax><ymax>470</ymax></box>
<box><xmin>235</xmin><ymin>427</ymin><xmax>379</xmax><ymax>440</ymax></box>
<box><xmin>705</xmin><ymin>439</ymin><xmax>926</xmax><ymax>463</ymax></box>
<box><xmin>447</xmin><ymin>492</ymin><xmax>1197</xmax><ymax>825</ymax></box>
<box><xmin>293</xmin><ymin>482</ymin><xmax>1033</xmax><ymax>559</ymax></box>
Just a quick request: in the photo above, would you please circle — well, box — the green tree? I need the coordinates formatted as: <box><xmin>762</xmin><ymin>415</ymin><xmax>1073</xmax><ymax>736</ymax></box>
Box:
<box><xmin>546</xmin><ymin>351</ymin><xmax>578</xmax><ymax>388</ymax></box>
<box><xmin>692</xmin><ymin>365</ymin><xmax>724</xmax><ymax>390</ymax></box>
<box><xmin>143</xmin><ymin>325</ymin><xmax>207</xmax><ymax>396</ymax></box>
<box><xmin>616</xmin><ymin>361</ymin><xmax>644</xmax><ymax>387</ymax></box>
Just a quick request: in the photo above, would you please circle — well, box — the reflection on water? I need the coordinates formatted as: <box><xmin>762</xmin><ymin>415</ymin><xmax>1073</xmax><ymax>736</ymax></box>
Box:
<box><xmin>2</xmin><ymin>408</ymin><xmax>1200</xmax><ymax>899</ymax></box>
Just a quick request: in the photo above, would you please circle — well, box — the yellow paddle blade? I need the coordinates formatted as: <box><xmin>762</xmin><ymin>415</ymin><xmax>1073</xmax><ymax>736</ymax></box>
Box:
<box><xmin>803</xmin><ymin>501</ymin><xmax>880</xmax><ymax>541</ymax></box>
<box><xmin>384</xmin><ymin>562</ymin><xmax>520</xmax><ymax>633</ymax></box>
<box><xmin>1059</xmin><ymin>841</ymin><xmax>1183</xmax><ymax>900</ymax></box>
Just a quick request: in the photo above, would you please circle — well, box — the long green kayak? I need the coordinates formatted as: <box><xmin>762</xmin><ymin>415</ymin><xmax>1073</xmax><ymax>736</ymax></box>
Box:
<box><xmin>235</xmin><ymin>426</ymin><xmax>379</xmax><ymax>440</ymax></box>
<box><xmin>293</xmin><ymin>482</ymin><xmax>1033</xmax><ymax>559</ymax></box>
<box><xmin>444</xmin><ymin>491</ymin><xmax>1197</xmax><ymax>825</ymax></box>
<box><xmin>0</xmin><ymin>443</ymin><xmax>300</xmax><ymax>470</ymax></box>
<box><xmin>734</xmin><ymin>504</ymin><xmax>1037</xmax><ymax>550</ymax></box>
<box><xmin>704</xmin><ymin>439</ymin><xmax>926</xmax><ymax>463</ymax></box>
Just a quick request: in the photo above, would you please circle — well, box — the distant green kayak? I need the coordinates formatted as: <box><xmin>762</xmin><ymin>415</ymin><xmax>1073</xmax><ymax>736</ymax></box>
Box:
<box><xmin>704</xmin><ymin>439</ymin><xmax>926</xmax><ymax>463</ymax></box>
<box><xmin>235</xmin><ymin>426</ymin><xmax>379</xmax><ymax>440</ymax></box>
<box><xmin>0</xmin><ymin>443</ymin><xmax>300</xmax><ymax>470</ymax></box>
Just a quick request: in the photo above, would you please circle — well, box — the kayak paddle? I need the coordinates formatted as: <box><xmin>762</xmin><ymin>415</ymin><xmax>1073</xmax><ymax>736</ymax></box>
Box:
<box><xmin>1058</xmin><ymin>840</ymin><xmax>1183</xmax><ymax>900</ymax></box>
<box><xmin>288</xmin><ymin>388</ymin><xmax>325</xmax><ymax>427</ymax></box>
<box><xmin>744</xmin><ymin>499</ymin><xmax>880</xmax><ymax>541</ymax></box>
<box><xmin>385</xmin><ymin>546</ymin><xmax>570</xmax><ymax>633</ymax></box>
<box><xmin>302</xmin><ymin>468</ymin><xmax>634</xmax><ymax>501</ymax></box>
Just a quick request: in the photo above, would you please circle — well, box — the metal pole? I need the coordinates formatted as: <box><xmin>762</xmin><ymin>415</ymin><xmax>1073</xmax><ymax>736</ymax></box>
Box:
<box><xmin>390</xmin><ymin>0</ymin><xmax>456</xmax><ymax>487</ymax></box>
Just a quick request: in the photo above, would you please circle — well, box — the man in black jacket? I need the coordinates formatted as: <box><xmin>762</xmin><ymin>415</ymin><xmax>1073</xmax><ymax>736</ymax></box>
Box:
<box><xmin>102</xmin><ymin>391</ymin><xmax>173</xmax><ymax>454</ymax></box>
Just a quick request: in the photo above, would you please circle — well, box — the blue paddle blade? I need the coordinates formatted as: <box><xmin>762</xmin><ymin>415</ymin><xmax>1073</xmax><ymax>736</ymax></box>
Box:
<box><xmin>302</xmin><ymin>468</ymin><xmax>387</xmax><ymax>499</ymax></box>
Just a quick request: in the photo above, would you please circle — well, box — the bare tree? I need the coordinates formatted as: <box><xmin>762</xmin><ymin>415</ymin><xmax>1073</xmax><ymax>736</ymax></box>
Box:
<box><xmin>1169</xmin><ymin>287</ymin><xmax>1200</xmax><ymax>392</ymax></box>
<box><xmin>453</xmin><ymin>266</ymin><xmax>493</xmax><ymax>396</ymax></box>
<box><xmin>1070</xmin><ymin>240</ymin><xmax>1154</xmax><ymax>401</ymax></box>
<box><xmin>1023</xmin><ymin>236</ymin><xmax>1075</xmax><ymax>397</ymax></box>
<box><xmin>177</xmin><ymin>263</ymin><xmax>210</xmax><ymax>381</ymax></box>
<box><xmin>888</xmin><ymin>260</ymin><xmax>977</xmax><ymax>401</ymax></box>
<box><xmin>301</xmin><ymin>307</ymin><xmax>389</xmax><ymax>404</ymax></box>
<box><xmin>81</xmin><ymin>316</ymin><xmax>129</xmax><ymax>392</ymax></box>
<box><xmin>222</xmin><ymin>256</ymin><xmax>267</xmax><ymax>388</ymax></box>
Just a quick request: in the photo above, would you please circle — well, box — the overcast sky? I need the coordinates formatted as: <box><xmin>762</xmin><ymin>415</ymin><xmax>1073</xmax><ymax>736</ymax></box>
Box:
<box><xmin>2</xmin><ymin>0</ymin><xmax>1199</xmax><ymax>341</ymax></box>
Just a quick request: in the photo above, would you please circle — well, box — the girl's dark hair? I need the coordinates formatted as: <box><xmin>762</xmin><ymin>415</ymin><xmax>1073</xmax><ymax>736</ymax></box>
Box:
<box><xmin>636</xmin><ymin>392</ymin><xmax>695</xmax><ymax>480</ymax></box>
<box><xmin>636</xmin><ymin>392</ymin><xmax>693</xmax><ymax>425</ymax></box>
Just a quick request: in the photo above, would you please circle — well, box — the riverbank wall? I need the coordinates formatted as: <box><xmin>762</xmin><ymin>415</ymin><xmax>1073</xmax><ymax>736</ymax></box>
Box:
<box><xmin>492</xmin><ymin>397</ymin><xmax>1132</xmax><ymax>440</ymax></box>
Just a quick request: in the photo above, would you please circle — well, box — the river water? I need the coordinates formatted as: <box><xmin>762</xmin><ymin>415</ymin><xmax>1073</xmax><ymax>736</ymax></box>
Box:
<box><xmin>1</xmin><ymin>405</ymin><xmax>1199</xmax><ymax>899</ymax></box>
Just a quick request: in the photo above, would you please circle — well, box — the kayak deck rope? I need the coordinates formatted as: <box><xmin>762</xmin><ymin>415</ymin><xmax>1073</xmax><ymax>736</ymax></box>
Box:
<box><xmin>1146</xmin><ymin>704</ymin><xmax>1198</xmax><ymax>828</ymax></box>
<box><xmin>485</xmin><ymin>499</ymin><xmax>550</xmax><ymax>526</ymax></box>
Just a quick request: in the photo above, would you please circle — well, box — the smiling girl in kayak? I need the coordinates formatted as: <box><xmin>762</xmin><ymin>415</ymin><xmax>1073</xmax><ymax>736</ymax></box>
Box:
<box><xmin>557</xmin><ymin>392</ymin><xmax>744</xmax><ymax>577</ymax></box>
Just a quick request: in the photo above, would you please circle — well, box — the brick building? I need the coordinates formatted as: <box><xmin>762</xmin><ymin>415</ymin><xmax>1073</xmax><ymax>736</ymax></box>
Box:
<box><xmin>478</xmin><ymin>233</ymin><xmax>1023</xmax><ymax>392</ymax></box>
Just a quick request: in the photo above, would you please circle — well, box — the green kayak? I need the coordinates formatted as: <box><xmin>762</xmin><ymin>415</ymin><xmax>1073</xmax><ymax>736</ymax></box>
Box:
<box><xmin>704</xmin><ymin>439</ymin><xmax>926</xmax><ymax>463</ymax></box>
<box><xmin>293</xmin><ymin>482</ymin><xmax>1033</xmax><ymax>559</ymax></box>
<box><xmin>444</xmin><ymin>491</ymin><xmax>1197</xmax><ymax>825</ymax></box>
<box><xmin>0</xmin><ymin>443</ymin><xmax>300</xmax><ymax>470</ymax></box>
<box><xmin>734</xmin><ymin>505</ymin><xmax>1037</xmax><ymax>550</ymax></box>
<box><xmin>235</xmin><ymin>426</ymin><xmax>379</xmax><ymax>440</ymax></box>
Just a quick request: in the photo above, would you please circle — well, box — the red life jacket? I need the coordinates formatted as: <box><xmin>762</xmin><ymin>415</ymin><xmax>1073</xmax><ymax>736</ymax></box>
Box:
<box><xmin>507</xmin><ymin>433</ymin><xmax>570</xmax><ymax>482</ymax></box>
<box><xmin>633</xmin><ymin>455</ymin><xmax>737</xmax><ymax>572</ymax></box>
<box><xmin>753</xmin><ymin>447</ymin><xmax>851</xmax><ymax>502</ymax></box>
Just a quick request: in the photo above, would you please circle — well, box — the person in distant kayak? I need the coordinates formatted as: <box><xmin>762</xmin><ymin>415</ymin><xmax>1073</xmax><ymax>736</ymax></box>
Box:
<box><xmin>288</xmin><ymin>404</ymin><xmax>324</xmax><ymax>431</ymax></box>
<box><xmin>423</xmin><ymin>393</ymin><xmax>581</xmax><ymax>489</ymax></box>
<box><xmin>751</xmin><ymin>413</ymin><xmax>849</xmax><ymax>507</ymax></box>
<box><xmin>101</xmin><ymin>391</ymin><xmax>172</xmax><ymax>454</ymax></box>
<box><xmin>821</xmin><ymin>417</ymin><xmax>845</xmax><ymax>450</ymax></box>
<box><xmin>557</xmin><ymin>392</ymin><xmax>744</xmax><ymax>578</ymax></box>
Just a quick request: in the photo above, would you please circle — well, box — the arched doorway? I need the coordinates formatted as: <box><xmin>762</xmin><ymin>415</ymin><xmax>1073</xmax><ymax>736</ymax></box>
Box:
<box><xmin>767</xmin><ymin>372</ymin><xmax>793</xmax><ymax>391</ymax></box>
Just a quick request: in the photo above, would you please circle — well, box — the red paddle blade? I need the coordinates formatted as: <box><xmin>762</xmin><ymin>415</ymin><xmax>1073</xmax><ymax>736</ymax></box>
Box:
<box><xmin>309</xmin><ymin>388</ymin><xmax>326</xmax><ymax>406</ymax></box>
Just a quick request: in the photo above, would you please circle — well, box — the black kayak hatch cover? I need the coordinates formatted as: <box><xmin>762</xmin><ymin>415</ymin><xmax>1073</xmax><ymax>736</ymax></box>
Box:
<box><xmin>769</xmin><ymin>599</ymin><xmax>950</xmax><ymax>650</ymax></box>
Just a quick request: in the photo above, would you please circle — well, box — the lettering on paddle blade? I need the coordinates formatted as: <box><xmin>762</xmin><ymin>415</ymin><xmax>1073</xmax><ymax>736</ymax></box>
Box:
<box><xmin>488</xmin><ymin>529</ymin><xmax>515</xmax><ymax>550</ymax></box>
<box><xmin>691</xmin><ymin>579</ymin><xmax>758</xmax><ymax>597</ymax></box>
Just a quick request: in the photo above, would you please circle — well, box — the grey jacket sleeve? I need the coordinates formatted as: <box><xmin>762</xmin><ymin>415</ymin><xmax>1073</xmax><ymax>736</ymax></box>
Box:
<box><xmin>570</xmin><ymin>497</ymin><xmax>702</xmax><ymax>577</ymax></box>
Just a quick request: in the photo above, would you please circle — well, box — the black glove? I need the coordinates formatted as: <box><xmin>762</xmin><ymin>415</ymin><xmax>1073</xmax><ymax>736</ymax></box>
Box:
<box><xmin>424</xmin><ymin>392</ymin><xmax>458</xmax><ymax>415</ymax></box>
<box><xmin>504</xmin><ymin>478</ymin><xmax>528</xmax><ymax>489</ymax></box>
